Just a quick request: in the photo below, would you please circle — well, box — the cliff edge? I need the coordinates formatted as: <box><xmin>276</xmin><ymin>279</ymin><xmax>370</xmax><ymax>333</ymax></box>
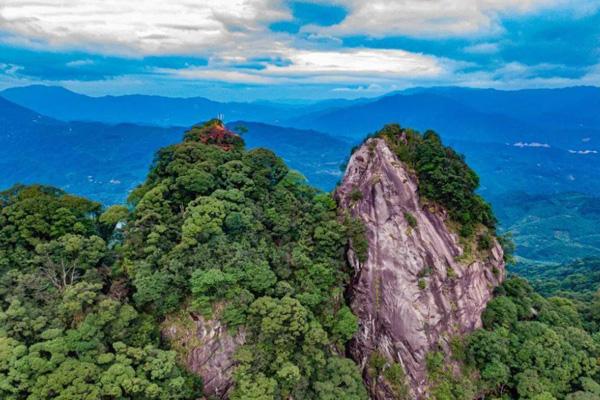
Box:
<box><xmin>336</xmin><ymin>135</ymin><xmax>505</xmax><ymax>399</ymax></box>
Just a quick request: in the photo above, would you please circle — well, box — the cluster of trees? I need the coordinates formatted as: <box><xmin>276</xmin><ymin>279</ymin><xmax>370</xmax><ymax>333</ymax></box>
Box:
<box><xmin>119</xmin><ymin>119</ymin><xmax>367</xmax><ymax>399</ymax></box>
<box><xmin>465</xmin><ymin>277</ymin><xmax>600</xmax><ymax>399</ymax></box>
<box><xmin>0</xmin><ymin>120</ymin><xmax>367</xmax><ymax>399</ymax></box>
<box><xmin>0</xmin><ymin>185</ymin><xmax>200</xmax><ymax>399</ymax></box>
<box><xmin>375</xmin><ymin>124</ymin><xmax>496</xmax><ymax>237</ymax></box>
<box><xmin>419</xmin><ymin>276</ymin><xmax>600</xmax><ymax>400</ymax></box>
<box><xmin>4</xmin><ymin>119</ymin><xmax>599</xmax><ymax>400</ymax></box>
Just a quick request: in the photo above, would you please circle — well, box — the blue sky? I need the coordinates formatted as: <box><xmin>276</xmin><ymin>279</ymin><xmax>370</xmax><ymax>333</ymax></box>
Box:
<box><xmin>1</xmin><ymin>0</ymin><xmax>599</xmax><ymax>101</ymax></box>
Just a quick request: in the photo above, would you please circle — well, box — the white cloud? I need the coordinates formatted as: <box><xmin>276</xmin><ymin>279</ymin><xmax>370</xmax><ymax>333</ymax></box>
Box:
<box><xmin>1</xmin><ymin>0</ymin><xmax>585</xmax><ymax>57</ymax></box>
<box><xmin>1</xmin><ymin>0</ymin><xmax>597</xmax><ymax>97</ymax></box>
<box><xmin>513</xmin><ymin>142</ymin><xmax>551</xmax><ymax>148</ymax></box>
<box><xmin>568</xmin><ymin>149</ymin><xmax>598</xmax><ymax>154</ymax></box>
<box><xmin>157</xmin><ymin>48</ymin><xmax>446</xmax><ymax>85</ymax></box>
<box><xmin>0</xmin><ymin>62</ymin><xmax>21</xmax><ymax>75</ymax></box>
<box><xmin>267</xmin><ymin>48</ymin><xmax>442</xmax><ymax>77</ymax></box>
<box><xmin>307</xmin><ymin>0</ymin><xmax>587</xmax><ymax>38</ymax></box>
<box><xmin>0</xmin><ymin>0</ymin><xmax>289</xmax><ymax>55</ymax></box>
<box><xmin>333</xmin><ymin>84</ymin><xmax>387</xmax><ymax>93</ymax></box>
<box><xmin>156</xmin><ymin>67</ymin><xmax>275</xmax><ymax>84</ymax></box>
<box><xmin>453</xmin><ymin>61</ymin><xmax>600</xmax><ymax>89</ymax></box>
<box><xmin>66</xmin><ymin>59</ymin><xmax>95</xmax><ymax>68</ymax></box>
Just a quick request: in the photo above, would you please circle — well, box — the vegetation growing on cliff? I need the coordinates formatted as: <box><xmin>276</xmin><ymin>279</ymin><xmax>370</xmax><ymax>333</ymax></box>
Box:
<box><xmin>375</xmin><ymin>124</ymin><xmax>496</xmax><ymax>237</ymax></box>
<box><xmin>3</xmin><ymin>120</ymin><xmax>599</xmax><ymax>400</ymax></box>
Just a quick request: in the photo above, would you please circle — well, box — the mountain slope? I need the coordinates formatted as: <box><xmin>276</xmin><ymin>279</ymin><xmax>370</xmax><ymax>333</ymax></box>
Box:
<box><xmin>227</xmin><ymin>121</ymin><xmax>349</xmax><ymax>189</ymax></box>
<box><xmin>407</xmin><ymin>86</ymin><xmax>600</xmax><ymax>131</ymax></box>
<box><xmin>1</xmin><ymin>85</ymin><xmax>286</xmax><ymax>126</ymax></box>
<box><xmin>288</xmin><ymin>87</ymin><xmax>600</xmax><ymax>150</ymax></box>
<box><xmin>0</xmin><ymin>96</ymin><xmax>183</xmax><ymax>203</ymax></box>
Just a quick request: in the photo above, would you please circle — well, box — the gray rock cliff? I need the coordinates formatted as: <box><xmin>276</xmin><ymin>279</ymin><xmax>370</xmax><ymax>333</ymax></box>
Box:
<box><xmin>336</xmin><ymin>138</ymin><xmax>505</xmax><ymax>399</ymax></box>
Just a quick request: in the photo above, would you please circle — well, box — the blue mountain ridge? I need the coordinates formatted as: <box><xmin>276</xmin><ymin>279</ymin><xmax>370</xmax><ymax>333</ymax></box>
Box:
<box><xmin>2</xmin><ymin>86</ymin><xmax>600</xmax><ymax>265</ymax></box>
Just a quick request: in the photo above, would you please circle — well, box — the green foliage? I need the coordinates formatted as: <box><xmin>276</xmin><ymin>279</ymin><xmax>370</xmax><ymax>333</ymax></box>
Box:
<box><xmin>10</xmin><ymin>120</ymin><xmax>567</xmax><ymax>400</ymax></box>
<box><xmin>383</xmin><ymin>363</ymin><xmax>410</xmax><ymax>399</ymax></box>
<box><xmin>121</xmin><ymin>120</ymin><xmax>365</xmax><ymax>397</ymax></box>
<box><xmin>404</xmin><ymin>211</ymin><xmax>418</xmax><ymax>229</ymax></box>
<box><xmin>426</xmin><ymin>351</ymin><xmax>476</xmax><ymax>400</ymax></box>
<box><xmin>99</xmin><ymin>204</ymin><xmax>129</xmax><ymax>228</ymax></box>
<box><xmin>0</xmin><ymin>184</ymin><xmax>200</xmax><ymax>399</ymax></box>
<box><xmin>477</xmin><ymin>232</ymin><xmax>493</xmax><ymax>251</ymax></box>
<box><xmin>344</xmin><ymin>215</ymin><xmax>369</xmax><ymax>263</ymax></box>
<box><xmin>498</xmin><ymin>232</ymin><xmax>516</xmax><ymax>265</ymax></box>
<box><xmin>376</xmin><ymin>124</ymin><xmax>496</xmax><ymax>236</ymax></box>
<box><xmin>349</xmin><ymin>186</ymin><xmax>363</xmax><ymax>202</ymax></box>
<box><xmin>0</xmin><ymin>121</ymin><xmax>365</xmax><ymax>399</ymax></box>
<box><xmin>467</xmin><ymin>277</ymin><xmax>600</xmax><ymax>399</ymax></box>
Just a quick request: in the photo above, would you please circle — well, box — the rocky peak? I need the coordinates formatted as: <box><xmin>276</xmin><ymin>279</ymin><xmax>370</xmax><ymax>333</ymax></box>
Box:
<box><xmin>336</xmin><ymin>137</ymin><xmax>505</xmax><ymax>399</ymax></box>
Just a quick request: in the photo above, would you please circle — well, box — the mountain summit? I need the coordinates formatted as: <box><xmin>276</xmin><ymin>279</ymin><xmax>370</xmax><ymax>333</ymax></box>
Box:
<box><xmin>336</xmin><ymin>127</ymin><xmax>505</xmax><ymax>398</ymax></box>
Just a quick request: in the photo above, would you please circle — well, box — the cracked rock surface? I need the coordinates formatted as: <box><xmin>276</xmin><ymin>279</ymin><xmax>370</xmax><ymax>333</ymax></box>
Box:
<box><xmin>162</xmin><ymin>311</ymin><xmax>245</xmax><ymax>399</ymax></box>
<box><xmin>336</xmin><ymin>138</ymin><xmax>505</xmax><ymax>399</ymax></box>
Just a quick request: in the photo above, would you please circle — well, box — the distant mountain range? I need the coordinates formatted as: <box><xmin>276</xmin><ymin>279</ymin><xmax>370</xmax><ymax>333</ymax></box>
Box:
<box><xmin>2</xmin><ymin>84</ymin><xmax>600</xmax><ymax>265</ymax></box>
<box><xmin>0</xmin><ymin>95</ymin><xmax>348</xmax><ymax>204</ymax></box>
<box><xmin>4</xmin><ymin>85</ymin><xmax>600</xmax><ymax>149</ymax></box>
<box><xmin>0</xmin><ymin>96</ymin><xmax>181</xmax><ymax>204</ymax></box>
<box><xmin>289</xmin><ymin>86</ymin><xmax>600</xmax><ymax>149</ymax></box>
<box><xmin>1</xmin><ymin>85</ymin><xmax>359</xmax><ymax>127</ymax></box>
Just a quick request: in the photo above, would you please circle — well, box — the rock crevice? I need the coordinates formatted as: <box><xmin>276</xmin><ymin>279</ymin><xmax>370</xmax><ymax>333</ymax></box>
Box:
<box><xmin>162</xmin><ymin>310</ymin><xmax>245</xmax><ymax>399</ymax></box>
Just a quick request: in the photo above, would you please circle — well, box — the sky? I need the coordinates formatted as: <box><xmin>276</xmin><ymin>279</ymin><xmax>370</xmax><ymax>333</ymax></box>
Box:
<box><xmin>0</xmin><ymin>0</ymin><xmax>599</xmax><ymax>101</ymax></box>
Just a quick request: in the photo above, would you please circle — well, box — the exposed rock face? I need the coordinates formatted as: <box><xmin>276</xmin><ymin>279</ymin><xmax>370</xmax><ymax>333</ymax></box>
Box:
<box><xmin>336</xmin><ymin>138</ymin><xmax>505</xmax><ymax>399</ymax></box>
<box><xmin>162</xmin><ymin>311</ymin><xmax>245</xmax><ymax>399</ymax></box>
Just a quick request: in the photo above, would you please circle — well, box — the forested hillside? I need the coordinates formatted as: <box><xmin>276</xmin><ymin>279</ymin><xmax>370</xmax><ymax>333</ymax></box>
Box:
<box><xmin>467</xmin><ymin>276</ymin><xmax>600</xmax><ymax>399</ymax></box>
<box><xmin>0</xmin><ymin>185</ymin><xmax>201</xmax><ymax>398</ymax></box>
<box><xmin>2</xmin><ymin>120</ymin><xmax>600</xmax><ymax>399</ymax></box>
<box><xmin>0</xmin><ymin>120</ymin><xmax>366</xmax><ymax>399</ymax></box>
<box><xmin>121</xmin><ymin>120</ymin><xmax>365</xmax><ymax>398</ymax></box>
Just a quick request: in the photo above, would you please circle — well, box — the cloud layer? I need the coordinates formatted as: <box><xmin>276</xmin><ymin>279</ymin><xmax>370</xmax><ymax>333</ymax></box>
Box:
<box><xmin>309</xmin><ymin>0</ymin><xmax>573</xmax><ymax>37</ymax></box>
<box><xmin>0</xmin><ymin>0</ymin><xmax>599</xmax><ymax>99</ymax></box>
<box><xmin>0</xmin><ymin>0</ymin><xmax>289</xmax><ymax>54</ymax></box>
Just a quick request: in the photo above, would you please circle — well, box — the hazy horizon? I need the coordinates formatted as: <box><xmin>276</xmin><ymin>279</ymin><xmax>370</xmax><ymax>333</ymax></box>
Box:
<box><xmin>3</xmin><ymin>82</ymin><xmax>600</xmax><ymax>104</ymax></box>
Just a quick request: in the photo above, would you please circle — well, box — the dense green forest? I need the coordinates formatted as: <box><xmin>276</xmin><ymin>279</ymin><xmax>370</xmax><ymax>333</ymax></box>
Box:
<box><xmin>466</xmin><ymin>276</ymin><xmax>600</xmax><ymax>399</ymax></box>
<box><xmin>0</xmin><ymin>120</ymin><xmax>366</xmax><ymax>399</ymax></box>
<box><xmin>513</xmin><ymin>258</ymin><xmax>600</xmax><ymax>302</ymax></box>
<box><xmin>122</xmin><ymin>120</ymin><xmax>365</xmax><ymax>398</ymax></box>
<box><xmin>2</xmin><ymin>121</ymin><xmax>600</xmax><ymax>399</ymax></box>
<box><xmin>0</xmin><ymin>185</ymin><xmax>201</xmax><ymax>398</ymax></box>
